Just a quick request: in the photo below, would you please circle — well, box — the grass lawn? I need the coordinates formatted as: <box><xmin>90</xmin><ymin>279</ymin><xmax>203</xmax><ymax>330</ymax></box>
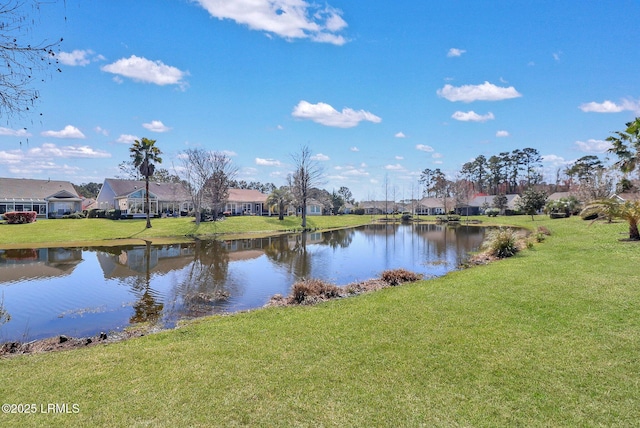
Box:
<box><xmin>0</xmin><ymin>214</ymin><xmax>380</xmax><ymax>248</ymax></box>
<box><xmin>1</xmin><ymin>215</ymin><xmax>639</xmax><ymax>426</ymax></box>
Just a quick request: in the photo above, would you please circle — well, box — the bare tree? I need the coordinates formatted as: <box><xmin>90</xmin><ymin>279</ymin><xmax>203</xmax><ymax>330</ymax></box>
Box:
<box><xmin>180</xmin><ymin>148</ymin><xmax>211</xmax><ymax>226</ymax></box>
<box><xmin>0</xmin><ymin>0</ymin><xmax>63</xmax><ymax>120</ymax></box>
<box><xmin>290</xmin><ymin>145</ymin><xmax>323</xmax><ymax>229</ymax></box>
<box><xmin>208</xmin><ymin>151</ymin><xmax>238</xmax><ymax>219</ymax></box>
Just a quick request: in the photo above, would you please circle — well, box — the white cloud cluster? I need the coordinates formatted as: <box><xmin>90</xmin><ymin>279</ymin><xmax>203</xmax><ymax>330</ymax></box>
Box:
<box><xmin>58</xmin><ymin>49</ymin><xmax>105</xmax><ymax>66</ymax></box>
<box><xmin>395</xmin><ymin>131</ymin><xmax>406</xmax><ymax>138</ymax></box>
<box><xmin>143</xmin><ymin>120</ymin><xmax>172</xmax><ymax>133</ymax></box>
<box><xmin>311</xmin><ymin>153</ymin><xmax>330</xmax><ymax>161</ymax></box>
<box><xmin>447</xmin><ymin>48</ymin><xmax>466</xmax><ymax>57</ymax></box>
<box><xmin>496</xmin><ymin>130</ymin><xmax>510</xmax><ymax>137</ymax></box>
<box><xmin>256</xmin><ymin>157</ymin><xmax>282</xmax><ymax>166</ymax></box>
<box><xmin>437</xmin><ymin>81</ymin><xmax>522</xmax><ymax>102</ymax></box>
<box><xmin>101</xmin><ymin>55</ymin><xmax>189</xmax><ymax>87</ymax></box>
<box><xmin>194</xmin><ymin>0</ymin><xmax>348</xmax><ymax>45</ymax></box>
<box><xmin>27</xmin><ymin>143</ymin><xmax>111</xmax><ymax>159</ymax></box>
<box><xmin>451</xmin><ymin>111</ymin><xmax>495</xmax><ymax>122</ymax></box>
<box><xmin>416</xmin><ymin>144</ymin><xmax>434</xmax><ymax>152</ymax></box>
<box><xmin>116</xmin><ymin>134</ymin><xmax>139</xmax><ymax>144</ymax></box>
<box><xmin>574</xmin><ymin>139</ymin><xmax>612</xmax><ymax>153</ymax></box>
<box><xmin>579</xmin><ymin>99</ymin><xmax>640</xmax><ymax>114</ymax></box>
<box><xmin>0</xmin><ymin>127</ymin><xmax>31</xmax><ymax>137</ymax></box>
<box><xmin>41</xmin><ymin>125</ymin><xmax>86</xmax><ymax>139</ymax></box>
<box><xmin>292</xmin><ymin>101</ymin><xmax>381</xmax><ymax>128</ymax></box>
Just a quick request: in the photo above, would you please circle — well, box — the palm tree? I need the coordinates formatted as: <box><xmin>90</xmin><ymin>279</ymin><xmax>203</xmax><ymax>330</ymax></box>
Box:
<box><xmin>607</xmin><ymin>117</ymin><xmax>640</xmax><ymax>174</ymax></box>
<box><xmin>582</xmin><ymin>198</ymin><xmax>640</xmax><ymax>240</ymax></box>
<box><xmin>130</xmin><ymin>137</ymin><xmax>162</xmax><ymax>228</ymax></box>
<box><xmin>267</xmin><ymin>187</ymin><xmax>293</xmax><ymax>221</ymax></box>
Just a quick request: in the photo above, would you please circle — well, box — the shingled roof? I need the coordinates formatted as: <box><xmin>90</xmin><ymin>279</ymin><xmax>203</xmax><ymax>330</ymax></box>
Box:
<box><xmin>0</xmin><ymin>178</ymin><xmax>80</xmax><ymax>200</ymax></box>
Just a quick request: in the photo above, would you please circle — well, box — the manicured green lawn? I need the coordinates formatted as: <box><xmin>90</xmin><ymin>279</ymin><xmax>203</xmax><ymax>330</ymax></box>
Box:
<box><xmin>0</xmin><ymin>214</ymin><xmax>380</xmax><ymax>247</ymax></box>
<box><xmin>1</xmin><ymin>215</ymin><xmax>639</xmax><ymax>426</ymax></box>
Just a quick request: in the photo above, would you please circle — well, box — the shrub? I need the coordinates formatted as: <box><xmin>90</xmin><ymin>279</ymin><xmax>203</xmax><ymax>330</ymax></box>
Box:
<box><xmin>379</xmin><ymin>268</ymin><xmax>423</xmax><ymax>286</ymax></box>
<box><xmin>485</xmin><ymin>208</ymin><xmax>500</xmax><ymax>217</ymax></box>
<box><xmin>401</xmin><ymin>213</ymin><xmax>412</xmax><ymax>222</ymax></box>
<box><xmin>354</xmin><ymin>208</ymin><xmax>365</xmax><ymax>215</ymax></box>
<box><xmin>3</xmin><ymin>211</ymin><xmax>37</xmax><ymax>224</ymax></box>
<box><xmin>289</xmin><ymin>279</ymin><xmax>343</xmax><ymax>305</ymax></box>
<box><xmin>485</xmin><ymin>227</ymin><xmax>519</xmax><ymax>258</ymax></box>
<box><xmin>64</xmin><ymin>212</ymin><xmax>86</xmax><ymax>219</ymax></box>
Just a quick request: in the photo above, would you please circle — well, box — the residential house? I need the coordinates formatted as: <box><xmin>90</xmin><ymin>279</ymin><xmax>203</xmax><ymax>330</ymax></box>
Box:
<box><xmin>286</xmin><ymin>198</ymin><xmax>325</xmax><ymax>216</ymax></box>
<box><xmin>96</xmin><ymin>179</ymin><xmax>193</xmax><ymax>217</ymax></box>
<box><xmin>0</xmin><ymin>177</ymin><xmax>82</xmax><ymax>218</ymax></box>
<box><xmin>455</xmin><ymin>194</ymin><xmax>522</xmax><ymax>216</ymax></box>
<box><xmin>415</xmin><ymin>197</ymin><xmax>446</xmax><ymax>215</ymax></box>
<box><xmin>359</xmin><ymin>200</ymin><xmax>395</xmax><ymax>215</ymax></box>
<box><xmin>611</xmin><ymin>192</ymin><xmax>640</xmax><ymax>203</ymax></box>
<box><xmin>224</xmin><ymin>188</ymin><xmax>268</xmax><ymax>215</ymax></box>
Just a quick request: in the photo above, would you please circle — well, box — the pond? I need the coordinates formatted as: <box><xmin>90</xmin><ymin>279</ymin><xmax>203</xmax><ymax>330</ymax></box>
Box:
<box><xmin>0</xmin><ymin>223</ymin><xmax>487</xmax><ymax>343</ymax></box>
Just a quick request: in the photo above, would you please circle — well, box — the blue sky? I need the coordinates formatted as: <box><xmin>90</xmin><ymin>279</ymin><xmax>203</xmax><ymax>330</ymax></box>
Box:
<box><xmin>1</xmin><ymin>0</ymin><xmax>639</xmax><ymax>200</ymax></box>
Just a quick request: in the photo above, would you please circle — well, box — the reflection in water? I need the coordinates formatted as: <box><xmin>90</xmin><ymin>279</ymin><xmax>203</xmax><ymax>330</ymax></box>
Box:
<box><xmin>0</xmin><ymin>224</ymin><xmax>487</xmax><ymax>342</ymax></box>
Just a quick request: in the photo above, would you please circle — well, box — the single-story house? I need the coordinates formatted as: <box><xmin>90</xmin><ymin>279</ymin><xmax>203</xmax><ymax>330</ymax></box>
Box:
<box><xmin>359</xmin><ymin>201</ymin><xmax>395</xmax><ymax>215</ymax></box>
<box><xmin>224</xmin><ymin>188</ymin><xmax>268</xmax><ymax>215</ymax></box>
<box><xmin>286</xmin><ymin>198</ymin><xmax>325</xmax><ymax>216</ymax></box>
<box><xmin>415</xmin><ymin>197</ymin><xmax>446</xmax><ymax>215</ymax></box>
<box><xmin>96</xmin><ymin>179</ymin><xmax>193</xmax><ymax>217</ymax></box>
<box><xmin>0</xmin><ymin>177</ymin><xmax>82</xmax><ymax>218</ymax></box>
<box><xmin>455</xmin><ymin>194</ymin><xmax>521</xmax><ymax>216</ymax></box>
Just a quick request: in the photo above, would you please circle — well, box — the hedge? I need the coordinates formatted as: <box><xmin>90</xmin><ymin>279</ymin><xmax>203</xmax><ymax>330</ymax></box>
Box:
<box><xmin>3</xmin><ymin>211</ymin><xmax>37</xmax><ymax>224</ymax></box>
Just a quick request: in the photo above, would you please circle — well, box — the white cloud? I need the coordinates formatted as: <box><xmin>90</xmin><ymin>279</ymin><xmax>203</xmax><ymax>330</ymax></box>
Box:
<box><xmin>447</xmin><ymin>48</ymin><xmax>466</xmax><ymax>57</ymax></box>
<box><xmin>542</xmin><ymin>154</ymin><xmax>570</xmax><ymax>166</ymax></box>
<box><xmin>41</xmin><ymin>125</ymin><xmax>85</xmax><ymax>139</ymax></box>
<box><xmin>256</xmin><ymin>157</ymin><xmax>282</xmax><ymax>166</ymax></box>
<box><xmin>552</xmin><ymin>51</ymin><xmax>562</xmax><ymax>61</ymax></box>
<box><xmin>27</xmin><ymin>143</ymin><xmax>111</xmax><ymax>159</ymax></box>
<box><xmin>101</xmin><ymin>55</ymin><xmax>189</xmax><ymax>87</ymax></box>
<box><xmin>58</xmin><ymin>49</ymin><xmax>103</xmax><ymax>66</ymax></box>
<box><xmin>194</xmin><ymin>0</ymin><xmax>348</xmax><ymax>45</ymax></box>
<box><xmin>416</xmin><ymin>144</ymin><xmax>434</xmax><ymax>152</ymax></box>
<box><xmin>579</xmin><ymin>99</ymin><xmax>640</xmax><ymax>114</ymax></box>
<box><xmin>496</xmin><ymin>130</ymin><xmax>510</xmax><ymax>137</ymax></box>
<box><xmin>385</xmin><ymin>163</ymin><xmax>404</xmax><ymax>171</ymax></box>
<box><xmin>95</xmin><ymin>126</ymin><xmax>109</xmax><ymax>136</ymax></box>
<box><xmin>143</xmin><ymin>120</ymin><xmax>171</xmax><ymax>133</ymax></box>
<box><xmin>437</xmin><ymin>81</ymin><xmax>522</xmax><ymax>102</ymax></box>
<box><xmin>574</xmin><ymin>139</ymin><xmax>612</xmax><ymax>153</ymax></box>
<box><xmin>395</xmin><ymin>131</ymin><xmax>406</xmax><ymax>138</ymax></box>
<box><xmin>311</xmin><ymin>153</ymin><xmax>330</xmax><ymax>161</ymax></box>
<box><xmin>350</xmin><ymin>146</ymin><xmax>359</xmax><ymax>152</ymax></box>
<box><xmin>292</xmin><ymin>100</ymin><xmax>381</xmax><ymax>128</ymax></box>
<box><xmin>0</xmin><ymin>127</ymin><xmax>31</xmax><ymax>137</ymax></box>
<box><xmin>451</xmin><ymin>111</ymin><xmax>495</xmax><ymax>122</ymax></box>
<box><xmin>395</xmin><ymin>155</ymin><xmax>404</xmax><ymax>160</ymax></box>
<box><xmin>116</xmin><ymin>134</ymin><xmax>139</xmax><ymax>144</ymax></box>
<box><xmin>432</xmin><ymin>153</ymin><xmax>443</xmax><ymax>159</ymax></box>
<box><xmin>222</xmin><ymin>150</ymin><xmax>238</xmax><ymax>157</ymax></box>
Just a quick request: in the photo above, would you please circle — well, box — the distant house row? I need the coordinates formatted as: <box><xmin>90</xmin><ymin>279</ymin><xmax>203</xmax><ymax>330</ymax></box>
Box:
<box><xmin>0</xmin><ymin>177</ymin><xmax>325</xmax><ymax>218</ymax></box>
<box><xmin>3</xmin><ymin>176</ymin><xmax>639</xmax><ymax>219</ymax></box>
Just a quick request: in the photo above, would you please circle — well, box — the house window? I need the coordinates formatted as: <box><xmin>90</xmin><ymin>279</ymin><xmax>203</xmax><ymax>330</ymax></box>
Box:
<box><xmin>242</xmin><ymin>203</ymin><xmax>252</xmax><ymax>214</ymax></box>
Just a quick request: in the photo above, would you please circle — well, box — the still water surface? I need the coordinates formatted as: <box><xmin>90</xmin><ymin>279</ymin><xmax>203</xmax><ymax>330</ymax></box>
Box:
<box><xmin>0</xmin><ymin>223</ymin><xmax>486</xmax><ymax>342</ymax></box>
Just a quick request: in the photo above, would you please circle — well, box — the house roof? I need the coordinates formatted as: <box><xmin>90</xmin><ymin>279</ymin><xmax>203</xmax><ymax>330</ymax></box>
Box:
<box><xmin>104</xmin><ymin>179</ymin><xmax>191</xmax><ymax>201</ymax></box>
<box><xmin>0</xmin><ymin>177</ymin><xmax>80</xmax><ymax>200</ymax></box>
<box><xmin>613</xmin><ymin>192</ymin><xmax>640</xmax><ymax>202</ymax></box>
<box><xmin>228</xmin><ymin>188</ymin><xmax>267</xmax><ymax>203</ymax></box>
<box><xmin>417</xmin><ymin>197</ymin><xmax>445</xmax><ymax>208</ymax></box>
<box><xmin>547</xmin><ymin>192</ymin><xmax>573</xmax><ymax>201</ymax></box>
<box><xmin>467</xmin><ymin>194</ymin><xmax>521</xmax><ymax>208</ymax></box>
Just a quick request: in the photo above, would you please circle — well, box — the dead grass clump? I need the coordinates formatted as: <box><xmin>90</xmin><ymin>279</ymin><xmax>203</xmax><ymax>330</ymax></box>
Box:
<box><xmin>290</xmin><ymin>278</ymin><xmax>343</xmax><ymax>305</ymax></box>
<box><xmin>344</xmin><ymin>279</ymin><xmax>388</xmax><ymax>295</ymax></box>
<box><xmin>379</xmin><ymin>268</ymin><xmax>424</xmax><ymax>286</ymax></box>
<box><xmin>537</xmin><ymin>226</ymin><xmax>551</xmax><ymax>236</ymax></box>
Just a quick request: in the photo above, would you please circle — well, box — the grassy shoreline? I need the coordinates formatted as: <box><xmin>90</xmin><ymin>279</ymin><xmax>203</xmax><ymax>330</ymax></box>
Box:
<box><xmin>2</xmin><ymin>215</ymin><xmax>639</xmax><ymax>426</ymax></box>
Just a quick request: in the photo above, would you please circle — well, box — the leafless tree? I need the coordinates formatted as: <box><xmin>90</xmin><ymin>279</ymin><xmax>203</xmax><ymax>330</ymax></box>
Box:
<box><xmin>180</xmin><ymin>148</ymin><xmax>211</xmax><ymax>226</ymax></box>
<box><xmin>208</xmin><ymin>151</ymin><xmax>238</xmax><ymax>218</ymax></box>
<box><xmin>290</xmin><ymin>145</ymin><xmax>323</xmax><ymax>229</ymax></box>
<box><xmin>0</xmin><ymin>0</ymin><xmax>62</xmax><ymax>120</ymax></box>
